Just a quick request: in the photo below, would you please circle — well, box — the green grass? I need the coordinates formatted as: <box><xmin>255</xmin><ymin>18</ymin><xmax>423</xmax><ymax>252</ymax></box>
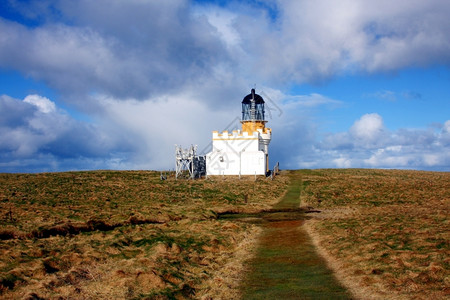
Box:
<box><xmin>240</xmin><ymin>170</ymin><xmax>352</xmax><ymax>299</ymax></box>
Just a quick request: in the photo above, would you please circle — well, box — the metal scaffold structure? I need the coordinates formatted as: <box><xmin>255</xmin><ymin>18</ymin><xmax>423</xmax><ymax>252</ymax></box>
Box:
<box><xmin>175</xmin><ymin>145</ymin><xmax>206</xmax><ymax>179</ymax></box>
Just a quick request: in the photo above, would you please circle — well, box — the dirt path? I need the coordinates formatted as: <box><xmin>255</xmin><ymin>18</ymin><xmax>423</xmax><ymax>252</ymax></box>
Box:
<box><xmin>239</xmin><ymin>171</ymin><xmax>352</xmax><ymax>299</ymax></box>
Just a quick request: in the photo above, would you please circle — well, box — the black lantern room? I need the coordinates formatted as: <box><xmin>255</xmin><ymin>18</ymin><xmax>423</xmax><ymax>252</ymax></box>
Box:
<box><xmin>242</xmin><ymin>89</ymin><xmax>265</xmax><ymax>121</ymax></box>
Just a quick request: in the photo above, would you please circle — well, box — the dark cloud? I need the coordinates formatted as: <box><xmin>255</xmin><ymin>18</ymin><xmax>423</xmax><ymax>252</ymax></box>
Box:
<box><xmin>0</xmin><ymin>95</ymin><xmax>35</xmax><ymax>127</ymax></box>
<box><xmin>0</xmin><ymin>95</ymin><xmax>135</xmax><ymax>172</ymax></box>
<box><xmin>2</xmin><ymin>0</ymin><xmax>450</xmax><ymax>100</ymax></box>
<box><xmin>0</xmin><ymin>0</ymin><xmax>230</xmax><ymax>101</ymax></box>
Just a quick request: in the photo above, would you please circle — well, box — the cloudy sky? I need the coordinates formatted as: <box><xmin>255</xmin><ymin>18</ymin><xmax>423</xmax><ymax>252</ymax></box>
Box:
<box><xmin>1</xmin><ymin>0</ymin><xmax>449</xmax><ymax>173</ymax></box>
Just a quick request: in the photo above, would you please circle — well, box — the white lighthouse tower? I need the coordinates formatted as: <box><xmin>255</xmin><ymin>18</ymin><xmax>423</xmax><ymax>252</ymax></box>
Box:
<box><xmin>206</xmin><ymin>89</ymin><xmax>272</xmax><ymax>176</ymax></box>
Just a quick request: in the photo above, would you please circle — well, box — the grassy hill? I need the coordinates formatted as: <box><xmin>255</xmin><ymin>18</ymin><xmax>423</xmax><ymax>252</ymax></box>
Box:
<box><xmin>0</xmin><ymin>169</ymin><xmax>448</xmax><ymax>299</ymax></box>
<box><xmin>0</xmin><ymin>171</ymin><xmax>288</xmax><ymax>299</ymax></box>
<box><xmin>300</xmin><ymin>169</ymin><xmax>449</xmax><ymax>299</ymax></box>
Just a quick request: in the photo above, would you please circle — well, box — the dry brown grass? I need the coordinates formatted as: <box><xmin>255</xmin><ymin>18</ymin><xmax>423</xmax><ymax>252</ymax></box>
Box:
<box><xmin>196</xmin><ymin>224</ymin><xmax>263</xmax><ymax>300</ymax></box>
<box><xmin>3</xmin><ymin>169</ymin><xmax>447</xmax><ymax>299</ymax></box>
<box><xmin>0</xmin><ymin>171</ymin><xmax>288</xmax><ymax>299</ymax></box>
<box><xmin>300</xmin><ymin>169</ymin><xmax>449</xmax><ymax>300</ymax></box>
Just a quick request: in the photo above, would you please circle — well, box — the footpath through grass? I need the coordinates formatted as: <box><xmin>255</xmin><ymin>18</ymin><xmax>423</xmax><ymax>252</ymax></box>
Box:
<box><xmin>240</xmin><ymin>170</ymin><xmax>352</xmax><ymax>299</ymax></box>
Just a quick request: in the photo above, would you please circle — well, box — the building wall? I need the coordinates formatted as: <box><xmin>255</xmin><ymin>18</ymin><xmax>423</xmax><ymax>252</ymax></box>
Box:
<box><xmin>206</xmin><ymin>129</ymin><xmax>270</xmax><ymax>176</ymax></box>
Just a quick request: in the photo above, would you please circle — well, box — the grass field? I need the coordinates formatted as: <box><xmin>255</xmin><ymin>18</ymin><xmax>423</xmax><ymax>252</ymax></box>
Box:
<box><xmin>0</xmin><ymin>171</ymin><xmax>288</xmax><ymax>299</ymax></box>
<box><xmin>0</xmin><ymin>169</ymin><xmax>448</xmax><ymax>299</ymax></box>
<box><xmin>300</xmin><ymin>169</ymin><xmax>449</xmax><ymax>300</ymax></box>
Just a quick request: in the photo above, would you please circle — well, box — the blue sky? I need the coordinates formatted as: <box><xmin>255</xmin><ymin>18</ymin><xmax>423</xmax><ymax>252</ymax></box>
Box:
<box><xmin>0</xmin><ymin>0</ymin><xmax>449</xmax><ymax>172</ymax></box>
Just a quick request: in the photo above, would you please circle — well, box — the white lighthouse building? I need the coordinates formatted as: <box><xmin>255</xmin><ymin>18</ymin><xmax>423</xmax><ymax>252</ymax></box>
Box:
<box><xmin>206</xmin><ymin>89</ymin><xmax>272</xmax><ymax>176</ymax></box>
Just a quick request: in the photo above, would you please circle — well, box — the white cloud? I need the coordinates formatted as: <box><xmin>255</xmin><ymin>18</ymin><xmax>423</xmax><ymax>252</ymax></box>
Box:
<box><xmin>349</xmin><ymin>113</ymin><xmax>385</xmax><ymax>144</ymax></box>
<box><xmin>96</xmin><ymin>95</ymin><xmax>227</xmax><ymax>170</ymax></box>
<box><xmin>301</xmin><ymin>114</ymin><xmax>450</xmax><ymax>170</ymax></box>
<box><xmin>333</xmin><ymin>156</ymin><xmax>352</xmax><ymax>168</ymax></box>
<box><xmin>1</xmin><ymin>0</ymin><xmax>449</xmax><ymax>100</ymax></box>
<box><xmin>0</xmin><ymin>94</ymin><xmax>132</xmax><ymax>172</ymax></box>
<box><xmin>231</xmin><ymin>0</ymin><xmax>450</xmax><ymax>83</ymax></box>
<box><xmin>23</xmin><ymin>94</ymin><xmax>56</xmax><ymax>113</ymax></box>
<box><xmin>440</xmin><ymin>120</ymin><xmax>450</xmax><ymax>146</ymax></box>
<box><xmin>194</xmin><ymin>5</ymin><xmax>241</xmax><ymax>48</ymax></box>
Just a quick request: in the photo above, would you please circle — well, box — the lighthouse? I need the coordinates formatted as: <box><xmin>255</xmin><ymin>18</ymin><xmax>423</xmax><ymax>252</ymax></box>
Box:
<box><xmin>206</xmin><ymin>89</ymin><xmax>272</xmax><ymax>176</ymax></box>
